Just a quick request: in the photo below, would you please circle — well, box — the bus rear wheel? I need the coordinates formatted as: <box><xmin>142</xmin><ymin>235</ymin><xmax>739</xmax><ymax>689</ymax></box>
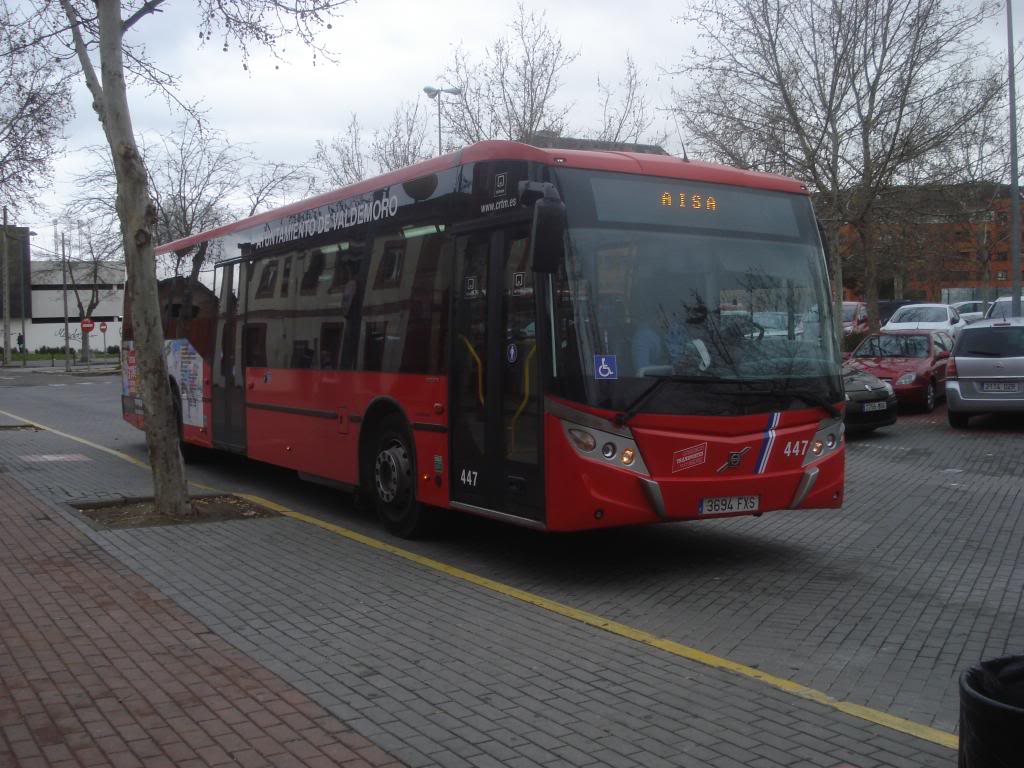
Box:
<box><xmin>371</xmin><ymin>416</ymin><xmax>430</xmax><ymax>538</ymax></box>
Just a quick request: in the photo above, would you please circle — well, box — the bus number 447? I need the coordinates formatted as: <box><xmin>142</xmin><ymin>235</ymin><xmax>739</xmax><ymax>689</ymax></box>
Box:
<box><xmin>460</xmin><ymin>469</ymin><xmax>479</xmax><ymax>487</ymax></box>
<box><xmin>783</xmin><ymin>440</ymin><xmax>809</xmax><ymax>457</ymax></box>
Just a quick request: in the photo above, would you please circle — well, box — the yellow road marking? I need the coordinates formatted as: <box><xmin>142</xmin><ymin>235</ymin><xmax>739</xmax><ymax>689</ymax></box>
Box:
<box><xmin>0</xmin><ymin>408</ymin><xmax>958</xmax><ymax>750</ymax></box>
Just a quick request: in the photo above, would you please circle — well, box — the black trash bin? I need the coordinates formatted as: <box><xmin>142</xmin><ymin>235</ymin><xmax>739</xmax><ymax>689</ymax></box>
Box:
<box><xmin>959</xmin><ymin>656</ymin><xmax>1024</xmax><ymax>767</ymax></box>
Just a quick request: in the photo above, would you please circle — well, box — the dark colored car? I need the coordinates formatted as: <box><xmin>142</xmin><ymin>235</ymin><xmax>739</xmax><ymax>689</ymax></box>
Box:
<box><xmin>845</xmin><ymin>331</ymin><xmax>953</xmax><ymax>412</ymax></box>
<box><xmin>843</xmin><ymin>366</ymin><xmax>898</xmax><ymax>432</ymax></box>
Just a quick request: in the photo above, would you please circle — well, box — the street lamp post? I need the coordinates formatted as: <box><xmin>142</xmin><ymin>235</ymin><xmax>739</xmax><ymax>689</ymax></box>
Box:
<box><xmin>1007</xmin><ymin>0</ymin><xmax>1021</xmax><ymax>317</ymax></box>
<box><xmin>2</xmin><ymin>207</ymin><xmax>9</xmax><ymax>366</ymax></box>
<box><xmin>423</xmin><ymin>85</ymin><xmax>463</xmax><ymax>155</ymax></box>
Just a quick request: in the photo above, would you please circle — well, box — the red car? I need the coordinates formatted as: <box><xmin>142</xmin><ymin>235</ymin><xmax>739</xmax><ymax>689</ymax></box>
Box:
<box><xmin>842</xmin><ymin>301</ymin><xmax>869</xmax><ymax>336</ymax></box>
<box><xmin>846</xmin><ymin>331</ymin><xmax>953</xmax><ymax>412</ymax></box>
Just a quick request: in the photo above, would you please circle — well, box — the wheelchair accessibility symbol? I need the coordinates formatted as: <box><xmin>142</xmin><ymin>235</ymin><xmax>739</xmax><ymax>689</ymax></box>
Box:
<box><xmin>594</xmin><ymin>355</ymin><xmax>618</xmax><ymax>380</ymax></box>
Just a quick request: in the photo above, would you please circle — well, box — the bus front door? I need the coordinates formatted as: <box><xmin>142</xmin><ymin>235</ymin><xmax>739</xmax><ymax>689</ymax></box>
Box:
<box><xmin>450</xmin><ymin>224</ymin><xmax>543</xmax><ymax>522</ymax></box>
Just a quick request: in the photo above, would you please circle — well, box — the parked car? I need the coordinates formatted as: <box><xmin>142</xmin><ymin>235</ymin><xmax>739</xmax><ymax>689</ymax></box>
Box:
<box><xmin>878</xmin><ymin>299</ymin><xmax>916</xmax><ymax>326</ymax></box>
<box><xmin>945</xmin><ymin>318</ymin><xmax>1024</xmax><ymax>428</ymax></box>
<box><xmin>951</xmin><ymin>300</ymin><xmax>985</xmax><ymax>324</ymax></box>
<box><xmin>843</xmin><ymin>365</ymin><xmax>898</xmax><ymax>432</ymax></box>
<box><xmin>842</xmin><ymin>301</ymin><xmax>869</xmax><ymax>336</ymax></box>
<box><xmin>983</xmin><ymin>296</ymin><xmax>1024</xmax><ymax>320</ymax></box>
<box><xmin>846</xmin><ymin>331</ymin><xmax>953</xmax><ymax>412</ymax></box>
<box><xmin>882</xmin><ymin>303</ymin><xmax>966</xmax><ymax>338</ymax></box>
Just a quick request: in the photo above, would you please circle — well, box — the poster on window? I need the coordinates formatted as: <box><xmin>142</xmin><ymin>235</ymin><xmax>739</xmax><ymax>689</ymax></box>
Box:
<box><xmin>165</xmin><ymin>339</ymin><xmax>205</xmax><ymax>427</ymax></box>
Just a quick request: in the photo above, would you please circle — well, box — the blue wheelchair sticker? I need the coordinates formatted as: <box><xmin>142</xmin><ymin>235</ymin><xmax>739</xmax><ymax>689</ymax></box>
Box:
<box><xmin>594</xmin><ymin>355</ymin><xmax>618</xmax><ymax>380</ymax></box>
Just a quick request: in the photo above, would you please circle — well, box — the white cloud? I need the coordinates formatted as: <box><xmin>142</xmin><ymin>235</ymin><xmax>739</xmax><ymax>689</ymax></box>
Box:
<box><xmin>25</xmin><ymin>0</ymin><xmax>1018</xmax><ymax>249</ymax></box>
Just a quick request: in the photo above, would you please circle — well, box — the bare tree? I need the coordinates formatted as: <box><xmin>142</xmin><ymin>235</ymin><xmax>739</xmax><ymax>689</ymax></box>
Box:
<box><xmin>314</xmin><ymin>112</ymin><xmax>367</xmax><ymax>188</ymax></box>
<box><xmin>674</xmin><ymin>0</ymin><xmax>1002</xmax><ymax>332</ymax></box>
<box><xmin>370</xmin><ymin>99</ymin><xmax>431</xmax><ymax>172</ymax></box>
<box><xmin>0</xmin><ymin>5</ymin><xmax>73</xmax><ymax>213</ymax></box>
<box><xmin>591</xmin><ymin>53</ymin><xmax>657</xmax><ymax>145</ymax></box>
<box><xmin>441</xmin><ymin>2</ymin><xmax>578</xmax><ymax>144</ymax></box>
<box><xmin>16</xmin><ymin>0</ymin><xmax>353</xmax><ymax>518</ymax></box>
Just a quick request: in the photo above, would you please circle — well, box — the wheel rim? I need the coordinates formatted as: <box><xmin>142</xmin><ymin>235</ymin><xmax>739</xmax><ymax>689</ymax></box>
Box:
<box><xmin>374</xmin><ymin>438</ymin><xmax>410</xmax><ymax>506</ymax></box>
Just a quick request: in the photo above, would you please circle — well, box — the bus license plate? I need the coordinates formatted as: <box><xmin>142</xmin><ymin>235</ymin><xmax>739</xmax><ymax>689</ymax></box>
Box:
<box><xmin>700</xmin><ymin>495</ymin><xmax>760</xmax><ymax>514</ymax></box>
<box><xmin>981</xmin><ymin>382</ymin><xmax>1021</xmax><ymax>393</ymax></box>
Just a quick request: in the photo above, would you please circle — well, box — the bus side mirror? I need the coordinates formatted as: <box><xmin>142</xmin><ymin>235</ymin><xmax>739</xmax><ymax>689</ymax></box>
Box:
<box><xmin>520</xmin><ymin>181</ymin><xmax>565</xmax><ymax>274</ymax></box>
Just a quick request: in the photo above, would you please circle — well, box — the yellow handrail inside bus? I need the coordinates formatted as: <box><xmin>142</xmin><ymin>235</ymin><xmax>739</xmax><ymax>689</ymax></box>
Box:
<box><xmin>508</xmin><ymin>343</ymin><xmax>537</xmax><ymax>454</ymax></box>
<box><xmin>458</xmin><ymin>334</ymin><xmax>485</xmax><ymax>406</ymax></box>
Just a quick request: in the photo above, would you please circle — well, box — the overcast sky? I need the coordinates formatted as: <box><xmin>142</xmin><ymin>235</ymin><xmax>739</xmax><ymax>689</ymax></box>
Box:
<box><xmin>23</xmin><ymin>0</ymin><xmax>1022</xmax><ymax>256</ymax></box>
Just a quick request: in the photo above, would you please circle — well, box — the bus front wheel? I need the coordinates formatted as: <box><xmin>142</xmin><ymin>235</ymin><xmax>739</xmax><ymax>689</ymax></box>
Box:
<box><xmin>371</xmin><ymin>416</ymin><xmax>430</xmax><ymax>538</ymax></box>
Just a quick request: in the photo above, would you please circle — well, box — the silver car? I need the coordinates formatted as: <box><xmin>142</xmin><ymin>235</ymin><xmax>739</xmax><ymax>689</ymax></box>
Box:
<box><xmin>945</xmin><ymin>318</ymin><xmax>1024</xmax><ymax>428</ymax></box>
<box><xmin>951</xmin><ymin>300</ymin><xmax>985</xmax><ymax>324</ymax></box>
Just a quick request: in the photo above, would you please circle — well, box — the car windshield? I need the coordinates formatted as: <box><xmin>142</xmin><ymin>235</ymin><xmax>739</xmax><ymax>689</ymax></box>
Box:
<box><xmin>550</xmin><ymin>168</ymin><xmax>842</xmax><ymax>416</ymax></box>
<box><xmin>955</xmin><ymin>326</ymin><xmax>1024</xmax><ymax>357</ymax></box>
<box><xmin>891</xmin><ymin>307</ymin><xmax>946</xmax><ymax>323</ymax></box>
<box><xmin>855</xmin><ymin>334</ymin><xmax>929</xmax><ymax>358</ymax></box>
<box><xmin>842</xmin><ymin>305</ymin><xmax>857</xmax><ymax>321</ymax></box>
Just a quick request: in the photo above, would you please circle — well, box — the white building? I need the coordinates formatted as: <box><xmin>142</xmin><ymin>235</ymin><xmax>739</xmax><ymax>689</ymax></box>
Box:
<box><xmin>6</xmin><ymin>261</ymin><xmax>126</xmax><ymax>353</ymax></box>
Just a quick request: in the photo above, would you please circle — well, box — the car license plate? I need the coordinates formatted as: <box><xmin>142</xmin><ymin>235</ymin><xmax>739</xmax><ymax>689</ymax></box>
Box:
<box><xmin>981</xmin><ymin>382</ymin><xmax>1021</xmax><ymax>393</ymax></box>
<box><xmin>863</xmin><ymin>401</ymin><xmax>888</xmax><ymax>412</ymax></box>
<box><xmin>700</xmin><ymin>495</ymin><xmax>760</xmax><ymax>514</ymax></box>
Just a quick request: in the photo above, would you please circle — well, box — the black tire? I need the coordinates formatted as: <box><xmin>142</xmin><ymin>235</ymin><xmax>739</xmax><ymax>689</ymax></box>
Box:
<box><xmin>370</xmin><ymin>415</ymin><xmax>430</xmax><ymax>538</ymax></box>
<box><xmin>922</xmin><ymin>381</ymin><xmax>936</xmax><ymax>413</ymax></box>
<box><xmin>948</xmin><ymin>410</ymin><xmax>970</xmax><ymax>429</ymax></box>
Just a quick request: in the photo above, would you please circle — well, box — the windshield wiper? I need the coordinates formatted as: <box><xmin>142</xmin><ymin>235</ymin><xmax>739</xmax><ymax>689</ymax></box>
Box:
<box><xmin>615</xmin><ymin>374</ymin><xmax>724</xmax><ymax>425</ymax></box>
<box><xmin>615</xmin><ymin>375</ymin><xmax>841</xmax><ymax>425</ymax></box>
<box><xmin>786</xmin><ymin>391</ymin><xmax>842</xmax><ymax>419</ymax></box>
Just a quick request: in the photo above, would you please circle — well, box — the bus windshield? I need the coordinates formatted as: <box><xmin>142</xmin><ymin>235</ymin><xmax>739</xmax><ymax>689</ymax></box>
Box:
<box><xmin>551</xmin><ymin>169</ymin><xmax>841</xmax><ymax>416</ymax></box>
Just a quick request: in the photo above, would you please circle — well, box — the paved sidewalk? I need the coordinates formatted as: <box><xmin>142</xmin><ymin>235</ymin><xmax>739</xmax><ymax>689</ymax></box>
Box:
<box><xmin>0</xmin><ymin>422</ymin><xmax>957</xmax><ymax>767</ymax></box>
<box><xmin>0</xmin><ymin>472</ymin><xmax>402</xmax><ymax>768</ymax></box>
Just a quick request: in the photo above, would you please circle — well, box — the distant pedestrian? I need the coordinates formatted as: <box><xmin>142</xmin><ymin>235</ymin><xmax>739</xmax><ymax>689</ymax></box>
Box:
<box><xmin>16</xmin><ymin>333</ymin><xmax>24</xmax><ymax>353</ymax></box>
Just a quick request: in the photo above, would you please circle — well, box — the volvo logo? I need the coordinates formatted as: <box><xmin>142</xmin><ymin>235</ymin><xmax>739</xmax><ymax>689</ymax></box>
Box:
<box><xmin>717</xmin><ymin>446</ymin><xmax>751</xmax><ymax>473</ymax></box>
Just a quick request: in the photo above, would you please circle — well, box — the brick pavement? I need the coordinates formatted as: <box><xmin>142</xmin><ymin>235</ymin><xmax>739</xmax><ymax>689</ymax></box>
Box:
<box><xmin>0</xmin><ymin>471</ymin><xmax>403</xmax><ymax>768</ymax></box>
<box><xmin>0</xmin><ymin>421</ymin><xmax>956</xmax><ymax>767</ymax></box>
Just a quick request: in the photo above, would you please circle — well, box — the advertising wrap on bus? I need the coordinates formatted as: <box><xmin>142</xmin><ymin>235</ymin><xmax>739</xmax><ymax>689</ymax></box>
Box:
<box><xmin>123</xmin><ymin>140</ymin><xmax>844</xmax><ymax>537</ymax></box>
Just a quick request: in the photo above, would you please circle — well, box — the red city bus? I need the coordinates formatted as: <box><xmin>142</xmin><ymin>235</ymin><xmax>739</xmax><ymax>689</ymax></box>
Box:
<box><xmin>122</xmin><ymin>140</ymin><xmax>845</xmax><ymax>536</ymax></box>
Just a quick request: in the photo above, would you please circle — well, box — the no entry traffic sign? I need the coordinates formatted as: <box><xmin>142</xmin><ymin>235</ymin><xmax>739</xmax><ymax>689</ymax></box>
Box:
<box><xmin>80</xmin><ymin>318</ymin><xmax>94</xmax><ymax>333</ymax></box>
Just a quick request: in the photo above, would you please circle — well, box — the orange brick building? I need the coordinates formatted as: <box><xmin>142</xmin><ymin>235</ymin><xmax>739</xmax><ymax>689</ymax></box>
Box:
<box><xmin>836</xmin><ymin>183</ymin><xmax>1024</xmax><ymax>304</ymax></box>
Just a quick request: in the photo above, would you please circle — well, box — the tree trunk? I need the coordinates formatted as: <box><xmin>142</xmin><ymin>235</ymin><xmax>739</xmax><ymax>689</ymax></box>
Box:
<box><xmin>177</xmin><ymin>242</ymin><xmax>208</xmax><ymax>336</ymax></box>
<box><xmin>858</xmin><ymin>223</ymin><xmax>880</xmax><ymax>331</ymax></box>
<box><xmin>95</xmin><ymin>1</ymin><xmax>189</xmax><ymax>517</ymax></box>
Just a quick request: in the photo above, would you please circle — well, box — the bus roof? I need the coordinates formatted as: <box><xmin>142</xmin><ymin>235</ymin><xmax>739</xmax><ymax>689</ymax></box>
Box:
<box><xmin>154</xmin><ymin>140</ymin><xmax>808</xmax><ymax>255</ymax></box>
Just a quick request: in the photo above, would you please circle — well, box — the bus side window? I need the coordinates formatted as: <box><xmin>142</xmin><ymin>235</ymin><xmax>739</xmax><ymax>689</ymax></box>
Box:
<box><xmin>359</xmin><ymin>223</ymin><xmax>450</xmax><ymax>374</ymax></box>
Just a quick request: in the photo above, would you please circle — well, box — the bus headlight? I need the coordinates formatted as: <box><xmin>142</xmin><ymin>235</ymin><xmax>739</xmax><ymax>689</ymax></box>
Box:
<box><xmin>567</xmin><ymin>428</ymin><xmax>597</xmax><ymax>452</ymax></box>
<box><xmin>560</xmin><ymin>419</ymin><xmax>649</xmax><ymax>476</ymax></box>
<box><xmin>802</xmin><ymin>418</ymin><xmax>843</xmax><ymax>466</ymax></box>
